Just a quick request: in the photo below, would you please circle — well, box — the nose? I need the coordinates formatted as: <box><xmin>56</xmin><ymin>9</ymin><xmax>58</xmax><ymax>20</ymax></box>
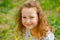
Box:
<box><xmin>26</xmin><ymin>19</ymin><xmax>30</xmax><ymax>23</ymax></box>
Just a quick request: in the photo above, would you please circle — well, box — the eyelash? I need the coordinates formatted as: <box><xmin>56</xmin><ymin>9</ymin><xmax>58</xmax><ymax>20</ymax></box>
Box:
<box><xmin>30</xmin><ymin>17</ymin><xmax>34</xmax><ymax>18</ymax></box>
<box><xmin>23</xmin><ymin>17</ymin><xmax>26</xmax><ymax>18</ymax></box>
<box><xmin>23</xmin><ymin>17</ymin><xmax>34</xmax><ymax>19</ymax></box>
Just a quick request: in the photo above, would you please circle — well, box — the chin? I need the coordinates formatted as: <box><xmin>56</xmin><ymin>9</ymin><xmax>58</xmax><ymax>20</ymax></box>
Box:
<box><xmin>26</xmin><ymin>27</ymin><xmax>33</xmax><ymax>29</ymax></box>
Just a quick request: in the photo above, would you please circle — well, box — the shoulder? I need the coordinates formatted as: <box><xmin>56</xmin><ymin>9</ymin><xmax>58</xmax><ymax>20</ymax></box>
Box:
<box><xmin>43</xmin><ymin>31</ymin><xmax>54</xmax><ymax>40</ymax></box>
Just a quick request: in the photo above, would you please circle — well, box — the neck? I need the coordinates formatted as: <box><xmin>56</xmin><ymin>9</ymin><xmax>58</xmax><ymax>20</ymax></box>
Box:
<box><xmin>30</xmin><ymin>26</ymin><xmax>38</xmax><ymax>38</ymax></box>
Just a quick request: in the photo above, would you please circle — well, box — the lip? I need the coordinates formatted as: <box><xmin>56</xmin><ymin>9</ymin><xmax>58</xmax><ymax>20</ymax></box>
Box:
<box><xmin>25</xmin><ymin>24</ymin><xmax>32</xmax><ymax>26</ymax></box>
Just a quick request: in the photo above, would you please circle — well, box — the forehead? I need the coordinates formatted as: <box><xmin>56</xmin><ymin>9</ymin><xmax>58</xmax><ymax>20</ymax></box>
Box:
<box><xmin>22</xmin><ymin>7</ymin><xmax>37</xmax><ymax>16</ymax></box>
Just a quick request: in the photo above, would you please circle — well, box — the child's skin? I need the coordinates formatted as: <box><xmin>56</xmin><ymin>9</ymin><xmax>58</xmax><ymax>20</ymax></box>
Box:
<box><xmin>22</xmin><ymin>7</ymin><xmax>38</xmax><ymax>30</ymax></box>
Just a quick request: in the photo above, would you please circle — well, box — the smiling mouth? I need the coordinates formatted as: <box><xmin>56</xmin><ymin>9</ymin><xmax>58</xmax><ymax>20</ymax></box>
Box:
<box><xmin>26</xmin><ymin>24</ymin><xmax>32</xmax><ymax>26</ymax></box>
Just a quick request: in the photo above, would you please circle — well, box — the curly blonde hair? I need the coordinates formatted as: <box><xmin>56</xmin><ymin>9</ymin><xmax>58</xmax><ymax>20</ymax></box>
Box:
<box><xmin>16</xmin><ymin>0</ymin><xmax>54</xmax><ymax>40</ymax></box>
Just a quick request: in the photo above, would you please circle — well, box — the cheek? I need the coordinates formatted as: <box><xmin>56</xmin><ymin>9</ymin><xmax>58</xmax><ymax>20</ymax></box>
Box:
<box><xmin>31</xmin><ymin>19</ymin><xmax>38</xmax><ymax>24</ymax></box>
<box><xmin>22</xmin><ymin>19</ymin><xmax>25</xmax><ymax>25</ymax></box>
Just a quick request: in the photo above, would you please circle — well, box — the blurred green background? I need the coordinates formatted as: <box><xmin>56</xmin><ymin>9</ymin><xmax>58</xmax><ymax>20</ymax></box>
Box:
<box><xmin>0</xmin><ymin>0</ymin><xmax>60</xmax><ymax>40</ymax></box>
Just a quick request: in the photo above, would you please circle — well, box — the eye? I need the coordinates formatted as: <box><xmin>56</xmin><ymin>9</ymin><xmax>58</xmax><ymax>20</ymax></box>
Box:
<box><xmin>23</xmin><ymin>17</ymin><xmax>26</xmax><ymax>19</ymax></box>
<box><xmin>30</xmin><ymin>16</ymin><xmax>34</xmax><ymax>19</ymax></box>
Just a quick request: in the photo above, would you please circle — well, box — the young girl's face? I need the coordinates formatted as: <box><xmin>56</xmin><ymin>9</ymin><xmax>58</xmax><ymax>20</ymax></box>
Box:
<box><xmin>21</xmin><ymin>7</ymin><xmax>38</xmax><ymax>29</ymax></box>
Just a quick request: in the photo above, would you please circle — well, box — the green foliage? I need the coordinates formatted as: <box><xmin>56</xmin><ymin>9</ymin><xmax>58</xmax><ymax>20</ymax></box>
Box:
<box><xmin>8</xmin><ymin>21</ymin><xmax>16</xmax><ymax>29</ymax></box>
<box><xmin>0</xmin><ymin>16</ymin><xmax>8</xmax><ymax>24</ymax></box>
<box><xmin>0</xmin><ymin>27</ymin><xmax>15</xmax><ymax>40</ymax></box>
<box><xmin>0</xmin><ymin>0</ymin><xmax>59</xmax><ymax>13</ymax></box>
<box><xmin>46</xmin><ymin>11</ymin><xmax>60</xmax><ymax>40</ymax></box>
<box><xmin>0</xmin><ymin>27</ymin><xmax>8</xmax><ymax>40</ymax></box>
<box><xmin>0</xmin><ymin>0</ymin><xmax>14</xmax><ymax>13</ymax></box>
<box><xmin>0</xmin><ymin>0</ymin><xmax>25</xmax><ymax>13</ymax></box>
<box><xmin>39</xmin><ymin>0</ymin><xmax>60</xmax><ymax>10</ymax></box>
<box><xmin>47</xmin><ymin>12</ymin><xmax>60</xmax><ymax>29</ymax></box>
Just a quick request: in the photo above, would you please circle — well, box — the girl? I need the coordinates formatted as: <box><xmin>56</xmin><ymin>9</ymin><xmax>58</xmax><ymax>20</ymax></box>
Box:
<box><xmin>16</xmin><ymin>0</ymin><xmax>54</xmax><ymax>40</ymax></box>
